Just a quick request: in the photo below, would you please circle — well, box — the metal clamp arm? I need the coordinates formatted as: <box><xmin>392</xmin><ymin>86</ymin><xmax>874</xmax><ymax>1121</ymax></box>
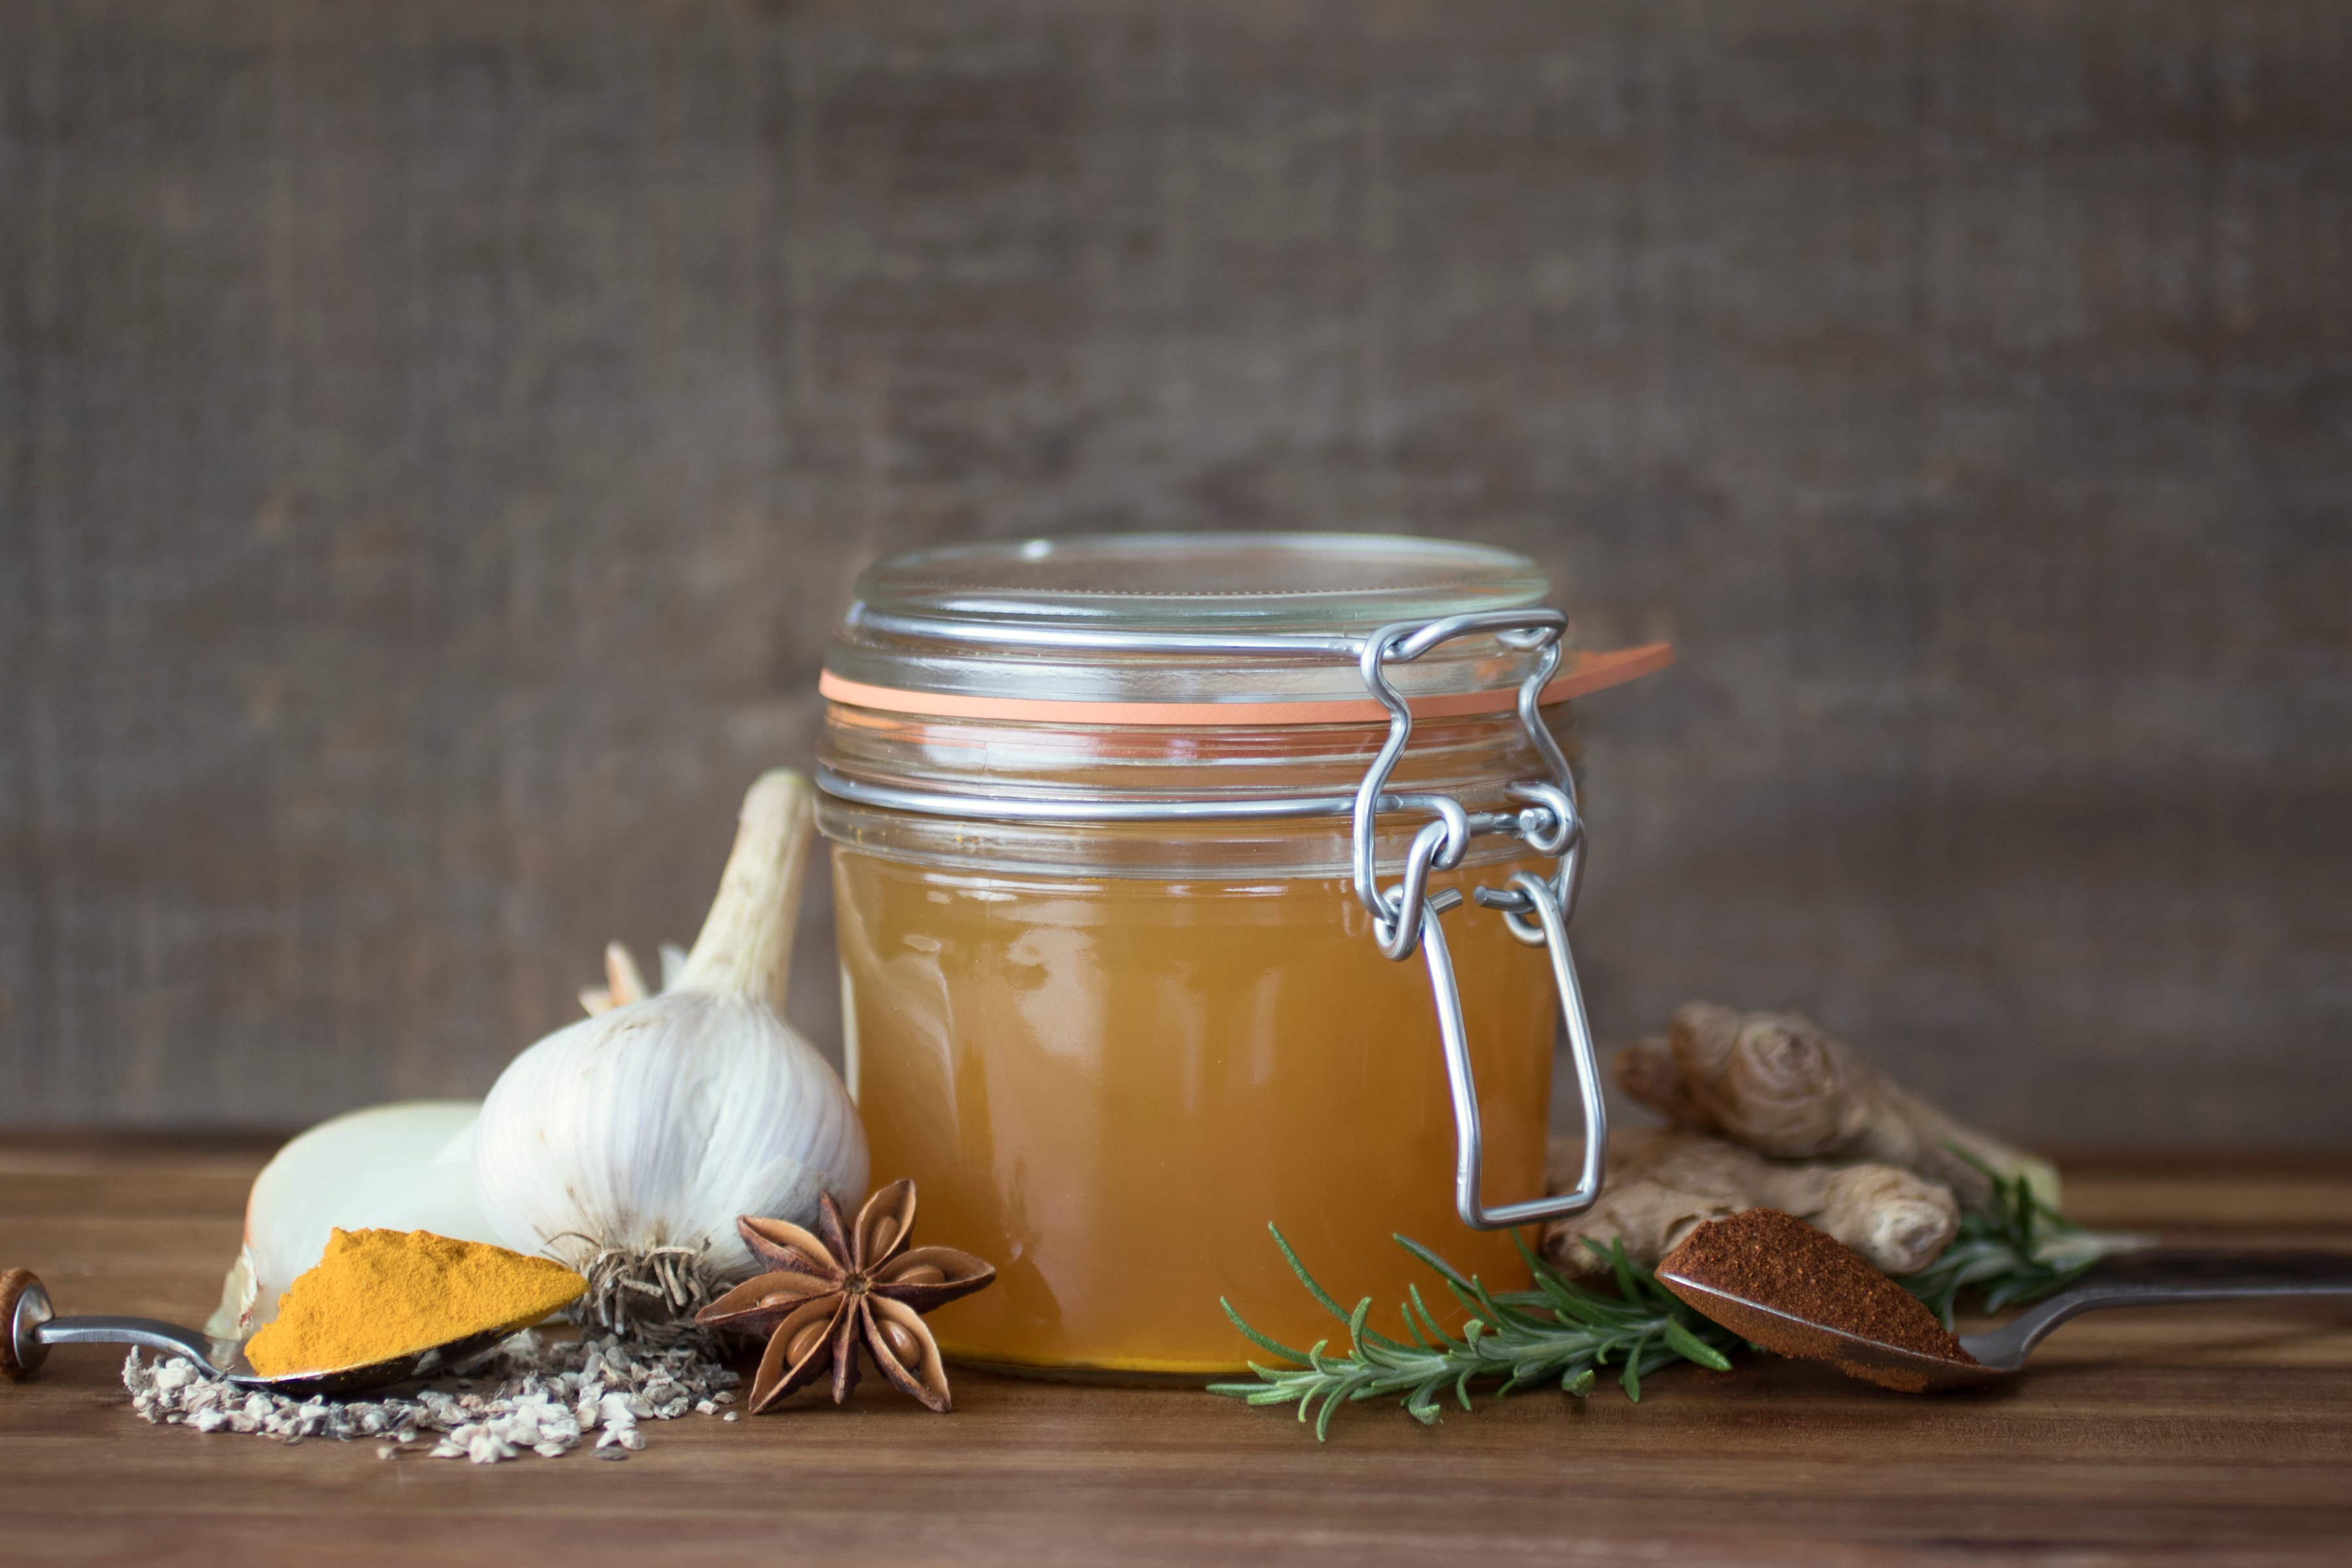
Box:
<box><xmin>1420</xmin><ymin>872</ymin><xmax>1607</xmax><ymax>1230</ymax></box>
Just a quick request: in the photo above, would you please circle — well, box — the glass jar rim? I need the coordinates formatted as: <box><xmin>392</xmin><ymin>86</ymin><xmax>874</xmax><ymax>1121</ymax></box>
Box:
<box><xmin>825</xmin><ymin>531</ymin><xmax>1567</xmax><ymax>712</ymax></box>
<box><xmin>849</xmin><ymin>531</ymin><xmax>1548</xmax><ymax>632</ymax></box>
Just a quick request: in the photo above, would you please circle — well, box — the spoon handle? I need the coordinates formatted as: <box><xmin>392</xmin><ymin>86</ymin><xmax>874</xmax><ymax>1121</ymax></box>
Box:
<box><xmin>1987</xmin><ymin>1250</ymin><xmax>2352</xmax><ymax>1365</ymax></box>
<box><xmin>6</xmin><ymin>1267</ymin><xmax>233</xmax><ymax>1380</ymax></box>
<box><xmin>36</xmin><ymin>1315</ymin><xmax>223</xmax><ymax>1365</ymax></box>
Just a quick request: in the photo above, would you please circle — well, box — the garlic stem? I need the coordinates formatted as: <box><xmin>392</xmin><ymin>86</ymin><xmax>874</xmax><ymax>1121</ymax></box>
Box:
<box><xmin>675</xmin><ymin>770</ymin><xmax>813</xmax><ymax>1011</ymax></box>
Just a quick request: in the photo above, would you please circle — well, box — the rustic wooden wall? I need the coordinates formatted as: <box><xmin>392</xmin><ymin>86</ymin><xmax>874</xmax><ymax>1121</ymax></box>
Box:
<box><xmin>3</xmin><ymin>1</ymin><xmax>2347</xmax><ymax>1145</ymax></box>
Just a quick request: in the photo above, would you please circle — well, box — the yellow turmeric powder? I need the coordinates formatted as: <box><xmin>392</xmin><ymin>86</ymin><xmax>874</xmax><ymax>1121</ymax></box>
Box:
<box><xmin>243</xmin><ymin>1229</ymin><xmax>584</xmax><ymax>1377</ymax></box>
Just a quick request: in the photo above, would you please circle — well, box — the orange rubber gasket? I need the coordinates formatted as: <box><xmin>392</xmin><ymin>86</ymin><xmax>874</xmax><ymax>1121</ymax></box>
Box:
<box><xmin>818</xmin><ymin>642</ymin><xmax>1672</xmax><ymax>727</ymax></box>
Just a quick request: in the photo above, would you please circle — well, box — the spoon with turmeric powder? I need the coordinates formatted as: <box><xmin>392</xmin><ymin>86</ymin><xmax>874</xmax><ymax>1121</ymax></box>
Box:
<box><xmin>1658</xmin><ymin>1209</ymin><xmax>2352</xmax><ymax>1394</ymax></box>
<box><xmin>3</xmin><ymin>1230</ymin><xmax>585</xmax><ymax>1397</ymax></box>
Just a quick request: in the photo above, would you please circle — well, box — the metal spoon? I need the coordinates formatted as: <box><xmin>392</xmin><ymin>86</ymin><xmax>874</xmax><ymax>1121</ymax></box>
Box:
<box><xmin>3</xmin><ymin>1267</ymin><xmax>510</xmax><ymax>1398</ymax></box>
<box><xmin>1659</xmin><ymin>1250</ymin><xmax>2352</xmax><ymax>1394</ymax></box>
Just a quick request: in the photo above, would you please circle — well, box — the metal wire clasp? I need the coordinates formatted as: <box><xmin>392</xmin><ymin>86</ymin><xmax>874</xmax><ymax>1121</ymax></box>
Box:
<box><xmin>1352</xmin><ymin>612</ymin><xmax>1607</xmax><ymax>1230</ymax></box>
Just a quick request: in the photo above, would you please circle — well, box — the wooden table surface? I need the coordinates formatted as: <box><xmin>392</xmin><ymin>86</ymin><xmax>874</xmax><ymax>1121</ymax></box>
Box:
<box><xmin>4</xmin><ymin>1137</ymin><xmax>2351</xmax><ymax>1566</ymax></box>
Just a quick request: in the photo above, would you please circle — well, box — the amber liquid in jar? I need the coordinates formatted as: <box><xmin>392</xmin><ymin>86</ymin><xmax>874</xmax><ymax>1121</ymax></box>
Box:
<box><xmin>835</xmin><ymin>852</ymin><xmax>1558</xmax><ymax>1377</ymax></box>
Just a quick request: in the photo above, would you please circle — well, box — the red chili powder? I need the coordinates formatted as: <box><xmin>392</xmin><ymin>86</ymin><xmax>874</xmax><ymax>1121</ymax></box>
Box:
<box><xmin>1659</xmin><ymin>1208</ymin><xmax>1976</xmax><ymax>1386</ymax></box>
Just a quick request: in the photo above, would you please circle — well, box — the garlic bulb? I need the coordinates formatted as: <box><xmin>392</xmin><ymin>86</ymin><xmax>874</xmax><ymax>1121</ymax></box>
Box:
<box><xmin>206</xmin><ymin>1100</ymin><xmax>498</xmax><ymax>1339</ymax></box>
<box><xmin>472</xmin><ymin>770</ymin><xmax>867</xmax><ymax>1327</ymax></box>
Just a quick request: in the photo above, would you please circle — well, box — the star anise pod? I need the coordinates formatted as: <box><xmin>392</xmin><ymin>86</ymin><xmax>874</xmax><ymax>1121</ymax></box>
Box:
<box><xmin>694</xmin><ymin>1179</ymin><xmax>995</xmax><ymax>1413</ymax></box>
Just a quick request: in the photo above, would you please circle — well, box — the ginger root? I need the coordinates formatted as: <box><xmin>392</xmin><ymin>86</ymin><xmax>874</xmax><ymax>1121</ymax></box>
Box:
<box><xmin>1614</xmin><ymin>1002</ymin><xmax>2060</xmax><ymax>1211</ymax></box>
<box><xmin>1544</xmin><ymin>1130</ymin><xmax>1960</xmax><ymax>1277</ymax></box>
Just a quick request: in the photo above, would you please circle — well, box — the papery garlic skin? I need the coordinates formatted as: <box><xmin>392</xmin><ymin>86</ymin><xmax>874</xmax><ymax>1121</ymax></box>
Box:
<box><xmin>208</xmin><ymin>1100</ymin><xmax>497</xmax><ymax>1339</ymax></box>
<box><xmin>472</xmin><ymin>770</ymin><xmax>868</xmax><ymax>1284</ymax></box>
<box><xmin>474</xmin><ymin>991</ymin><xmax>865</xmax><ymax>1277</ymax></box>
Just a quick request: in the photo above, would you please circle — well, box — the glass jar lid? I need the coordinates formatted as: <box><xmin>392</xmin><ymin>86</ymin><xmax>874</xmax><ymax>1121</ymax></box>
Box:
<box><xmin>849</xmin><ymin>532</ymin><xmax>1548</xmax><ymax>632</ymax></box>
<box><xmin>823</xmin><ymin>532</ymin><xmax>1572</xmax><ymax>716</ymax></box>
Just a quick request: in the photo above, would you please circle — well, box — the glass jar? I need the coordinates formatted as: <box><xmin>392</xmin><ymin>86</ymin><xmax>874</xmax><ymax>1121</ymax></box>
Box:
<box><xmin>815</xmin><ymin>534</ymin><xmax>1668</xmax><ymax>1377</ymax></box>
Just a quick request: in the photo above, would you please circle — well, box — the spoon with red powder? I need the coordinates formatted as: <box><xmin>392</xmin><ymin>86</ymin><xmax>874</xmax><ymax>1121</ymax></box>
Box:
<box><xmin>1657</xmin><ymin>1208</ymin><xmax>2352</xmax><ymax>1394</ymax></box>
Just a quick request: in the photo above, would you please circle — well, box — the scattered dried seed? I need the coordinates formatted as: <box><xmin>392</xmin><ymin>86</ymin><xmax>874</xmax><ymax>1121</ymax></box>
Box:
<box><xmin>120</xmin><ymin>1332</ymin><xmax>742</xmax><ymax>1467</ymax></box>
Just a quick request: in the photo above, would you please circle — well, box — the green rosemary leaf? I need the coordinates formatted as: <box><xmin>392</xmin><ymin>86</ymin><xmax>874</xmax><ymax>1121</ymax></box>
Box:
<box><xmin>1267</xmin><ymin>1226</ymin><xmax>1419</xmax><ymax>1355</ymax></box>
<box><xmin>1220</xmin><ymin>1296</ymin><xmax>1313</xmax><ymax>1365</ymax></box>
<box><xmin>1406</xmin><ymin>1282</ymin><xmax>1454</xmax><ymax>1348</ymax></box>
<box><xmin>1538</xmin><ymin>1286</ymin><xmax>1629</xmax><ymax>1331</ymax></box>
<box><xmin>1464</xmin><ymin>1271</ymin><xmax>1527</xmax><ymax>1333</ymax></box>
<box><xmin>1607</xmin><ymin>1239</ymin><xmax>1645</xmax><ymax>1304</ymax></box>
<box><xmin>1520</xmin><ymin>1264</ymin><xmax>1586</xmax><ymax>1315</ymax></box>
<box><xmin>1270</xmin><ymin>1224</ymin><xmax>1360</xmax><ymax>1326</ymax></box>
<box><xmin>1401</xmin><ymin>1284</ymin><xmax>1439</xmax><ymax>1350</ymax></box>
<box><xmin>1394</xmin><ymin>1232</ymin><xmax>1472</xmax><ymax>1288</ymax></box>
<box><xmin>1663</xmin><ymin>1316</ymin><xmax>1734</xmax><ymax>1371</ymax></box>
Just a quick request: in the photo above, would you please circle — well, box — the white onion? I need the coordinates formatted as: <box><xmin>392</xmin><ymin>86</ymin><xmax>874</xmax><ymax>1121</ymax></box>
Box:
<box><xmin>207</xmin><ymin>1100</ymin><xmax>499</xmax><ymax>1338</ymax></box>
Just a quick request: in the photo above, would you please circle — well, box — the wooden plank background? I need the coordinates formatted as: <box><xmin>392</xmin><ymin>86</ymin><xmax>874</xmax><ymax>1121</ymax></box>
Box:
<box><xmin>1</xmin><ymin>0</ymin><xmax>2346</xmax><ymax>1143</ymax></box>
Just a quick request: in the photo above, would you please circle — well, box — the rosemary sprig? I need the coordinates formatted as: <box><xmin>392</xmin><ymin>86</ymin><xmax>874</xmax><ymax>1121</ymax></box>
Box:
<box><xmin>1208</xmin><ymin>1226</ymin><xmax>1739</xmax><ymax>1439</ymax></box>
<box><xmin>1898</xmin><ymin>1156</ymin><xmax>2150</xmax><ymax>1328</ymax></box>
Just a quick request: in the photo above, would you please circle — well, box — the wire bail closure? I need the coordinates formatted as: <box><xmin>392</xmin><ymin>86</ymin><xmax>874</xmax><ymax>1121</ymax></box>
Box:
<box><xmin>815</xmin><ymin>604</ymin><xmax>1612</xmax><ymax>1234</ymax></box>
<box><xmin>1348</xmin><ymin>612</ymin><xmax>1605</xmax><ymax>1230</ymax></box>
